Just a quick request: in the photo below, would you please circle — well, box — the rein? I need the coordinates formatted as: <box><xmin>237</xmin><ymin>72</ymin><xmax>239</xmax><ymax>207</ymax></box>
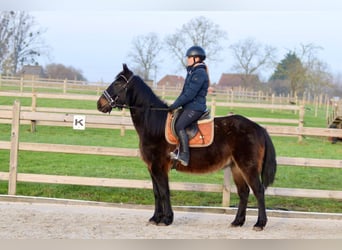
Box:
<box><xmin>102</xmin><ymin>74</ymin><xmax>169</xmax><ymax>111</ymax></box>
<box><xmin>115</xmin><ymin>104</ymin><xmax>169</xmax><ymax>111</ymax></box>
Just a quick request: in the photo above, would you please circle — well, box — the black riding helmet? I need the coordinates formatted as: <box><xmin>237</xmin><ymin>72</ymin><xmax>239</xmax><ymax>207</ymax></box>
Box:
<box><xmin>186</xmin><ymin>46</ymin><xmax>206</xmax><ymax>61</ymax></box>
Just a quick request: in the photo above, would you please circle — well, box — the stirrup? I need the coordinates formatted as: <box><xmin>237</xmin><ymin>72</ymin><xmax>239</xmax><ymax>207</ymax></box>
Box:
<box><xmin>170</xmin><ymin>149</ymin><xmax>179</xmax><ymax>160</ymax></box>
<box><xmin>170</xmin><ymin>148</ymin><xmax>189</xmax><ymax>166</ymax></box>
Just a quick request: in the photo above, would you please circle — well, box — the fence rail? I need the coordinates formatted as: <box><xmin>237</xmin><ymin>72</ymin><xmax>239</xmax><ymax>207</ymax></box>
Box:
<box><xmin>0</xmin><ymin>90</ymin><xmax>306</xmax><ymax>137</ymax></box>
<box><xmin>1</xmin><ymin>102</ymin><xmax>342</xmax><ymax>138</ymax></box>
<box><xmin>0</xmin><ymin>89</ymin><xmax>336</xmax><ymax>130</ymax></box>
<box><xmin>0</xmin><ymin>75</ymin><xmax>332</xmax><ymax>107</ymax></box>
<box><xmin>0</xmin><ymin>100</ymin><xmax>341</xmax><ymax>206</ymax></box>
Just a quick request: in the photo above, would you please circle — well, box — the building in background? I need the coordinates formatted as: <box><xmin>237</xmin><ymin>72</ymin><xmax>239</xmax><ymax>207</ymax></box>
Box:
<box><xmin>20</xmin><ymin>65</ymin><xmax>45</xmax><ymax>80</ymax></box>
<box><xmin>157</xmin><ymin>75</ymin><xmax>185</xmax><ymax>89</ymax></box>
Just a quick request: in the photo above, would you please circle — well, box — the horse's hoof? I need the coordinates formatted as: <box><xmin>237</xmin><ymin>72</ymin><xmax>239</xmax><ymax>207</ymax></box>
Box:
<box><xmin>230</xmin><ymin>223</ymin><xmax>242</xmax><ymax>228</ymax></box>
<box><xmin>148</xmin><ymin>216</ymin><xmax>173</xmax><ymax>226</ymax></box>
<box><xmin>253</xmin><ymin>226</ymin><xmax>264</xmax><ymax>231</ymax></box>
<box><xmin>148</xmin><ymin>220</ymin><xmax>157</xmax><ymax>225</ymax></box>
<box><xmin>160</xmin><ymin>217</ymin><xmax>173</xmax><ymax>226</ymax></box>
<box><xmin>230</xmin><ymin>219</ymin><xmax>245</xmax><ymax>227</ymax></box>
<box><xmin>157</xmin><ymin>222</ymin><xmax>169</xmax><ymax>226</ymax></box>
<box><xmin>148</xmin><ymin>217</ymin><xmax>159</xmax><ymax>225</ymax></box>
<box><xmin>253</xmin><ymin>219</ymin><xmax>266</xmax><ymax>231</ymax></box>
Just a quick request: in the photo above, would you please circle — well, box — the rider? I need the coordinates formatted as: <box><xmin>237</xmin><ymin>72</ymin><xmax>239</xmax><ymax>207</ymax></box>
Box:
<box><xmin>168</xmin><ymin>45</ymin><xmax>209</xmax><ymax>166</ymax></box>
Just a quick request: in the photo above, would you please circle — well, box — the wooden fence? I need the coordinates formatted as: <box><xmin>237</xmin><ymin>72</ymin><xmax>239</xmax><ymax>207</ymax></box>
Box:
<box><xmin>0</xmin><ymin>75</ymin><xmax>105</xmax><ymax>95</ymax></box>
<box><xmin>0</xmin><ymin>75</ymin><xmax>331</xmax><ymax>108</ymax></box>
<box><xmin>2</xmin><ymin>91</ymin><xmax>342</xmax><ymax>140</ymax></box>
<box><xmin>0</xmin><ymin>100</ymin><xmax>342</xmax><ymax>207</ymax></box>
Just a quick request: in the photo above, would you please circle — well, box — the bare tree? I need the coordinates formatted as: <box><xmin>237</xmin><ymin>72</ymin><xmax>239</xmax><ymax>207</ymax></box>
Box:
<box><xmin>330</xmin><ymin>73</ymin><xmax>342</xmax><ymax>97</ymax></box>
<box><xmin>0</xmin><ymin>11</ymin><xmax>15</xmax><ymax>71</ymax></box>
<box><xmin>230</xmin><ymin>37</ymin><xmax>277</xmax><ymax>87</ymax></box>
<box><xmin>296</xmin><ymin>43</ymin><xmax>332</xmax><ymax>96</ymax></box>
<box><xmin>165</xmin><ymin>16</ymin><xmax>227</xmax><ymax>69</ymax></box>
<box><xmin>0</xmin><ymin>11</ymin><xmax>48</xmax><ymax>75</ymax></box>
<box><xmin>305</xmin><ymin>58</ymin><xmax>332</xmax><ymax>95</ymax></box>
<box><xmin>128</xmin><ymin>33</ymin><xmax>162</xmax><ymax>81</ymax></box>
<box><xmin>297</xmin><ymin>43</ymin><xmax>322</xmax><ymax>67</ymax></box>
<box><xmin>270</xmin><ymin>43</ymin><xmax>332</xmax><ymax>96</ymax></box>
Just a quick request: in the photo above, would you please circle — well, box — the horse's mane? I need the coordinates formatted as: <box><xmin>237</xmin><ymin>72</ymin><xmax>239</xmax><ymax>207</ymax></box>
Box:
<box><xmin>127</xmin><ymin>76</ymin><xmax>168</xmax><ymax>137</ymax></box>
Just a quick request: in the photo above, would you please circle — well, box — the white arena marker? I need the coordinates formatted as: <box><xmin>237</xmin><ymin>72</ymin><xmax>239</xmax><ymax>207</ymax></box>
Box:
<box><xmin>73</xmin><ymin>115</ymin><xmax>86</xmax><ymax>130</ymax></box>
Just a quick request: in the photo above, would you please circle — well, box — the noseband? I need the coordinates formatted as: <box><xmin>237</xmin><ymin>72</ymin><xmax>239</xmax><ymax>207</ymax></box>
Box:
<box><xmin>103</xmin><ymin>74</ymin><xmax>135</xmax><ymax>108</ymax></box>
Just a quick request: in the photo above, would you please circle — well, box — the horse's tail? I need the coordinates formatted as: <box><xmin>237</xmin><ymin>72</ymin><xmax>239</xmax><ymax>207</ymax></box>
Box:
<box><xmin>261</xmin><ymin>128</ymin><xmax>277</xmax><ymax>188</ymax></box>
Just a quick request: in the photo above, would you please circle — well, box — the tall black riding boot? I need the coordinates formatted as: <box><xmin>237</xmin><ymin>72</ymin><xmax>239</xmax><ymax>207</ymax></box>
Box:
<box><xmin>177</xmin><ymin>129</ymin><xmax>190</xmax><ymax>166</ymax></box>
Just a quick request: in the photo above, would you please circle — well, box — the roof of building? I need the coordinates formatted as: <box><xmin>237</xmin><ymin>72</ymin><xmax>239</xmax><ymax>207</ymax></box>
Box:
<box><xmin>20</xmin><ymin>65</ymin><xmax>44</xmax><ymax>77</ymax></box>
<box><xmin>157</xmin><ymin>74</ymin><xmax>185</xmax><ymax>88</ymax></box>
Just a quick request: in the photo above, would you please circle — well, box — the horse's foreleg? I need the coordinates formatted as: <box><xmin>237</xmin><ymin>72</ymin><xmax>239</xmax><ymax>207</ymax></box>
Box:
<box><xmin>148</xmin><ymin>164</ymin><xmax>174</xmax><ymax>226</ymax></box>
<box><xmin>230</xmin><ymin>166</ymin><xmax>249</xmax><ymax>227</ymax></box>
<box><xmin>149</xmin><ymin>178</ymin><xmax>165</xmax><ymax>225</ymax></box>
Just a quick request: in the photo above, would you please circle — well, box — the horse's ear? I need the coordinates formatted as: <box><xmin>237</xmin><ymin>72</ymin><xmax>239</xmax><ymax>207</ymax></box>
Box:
<box><xmin>123</xmin><ymin>63</ymin><xmax>129</xmax><ymax>72</ymax></box>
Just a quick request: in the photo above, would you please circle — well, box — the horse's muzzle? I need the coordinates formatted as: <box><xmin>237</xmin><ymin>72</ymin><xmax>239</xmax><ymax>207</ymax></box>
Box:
<box><xmin>97</xmin><ymin>95</ymin><xmax>113</xmax><ymax>113</ymax></box>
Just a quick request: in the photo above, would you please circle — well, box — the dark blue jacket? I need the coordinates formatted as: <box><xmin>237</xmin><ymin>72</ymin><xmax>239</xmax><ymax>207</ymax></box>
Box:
<box><xmin>169</xmin><ymin>63</ymin><xmax>209</xmax><ymax>112</ymax></box>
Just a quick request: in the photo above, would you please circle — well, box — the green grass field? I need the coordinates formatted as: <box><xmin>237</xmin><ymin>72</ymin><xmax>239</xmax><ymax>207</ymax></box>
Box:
<box><xmin>0</xmin><ymin>95</ymin><xmax>341</xmax><ymax>213</ymax></box>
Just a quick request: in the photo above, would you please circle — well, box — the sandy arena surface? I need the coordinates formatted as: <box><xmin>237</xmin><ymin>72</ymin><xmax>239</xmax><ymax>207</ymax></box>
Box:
<box><xmin>0</xmin><ymin>200</ymin><xmax>341</xmax><ymax>239</ymax></box>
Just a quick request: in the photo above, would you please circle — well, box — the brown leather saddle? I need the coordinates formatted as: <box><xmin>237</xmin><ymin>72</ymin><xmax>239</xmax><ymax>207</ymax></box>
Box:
<box><xmin>165</xmin><ymin>109</ymin><xmax>214</xmax><ymax>147</ymax></box>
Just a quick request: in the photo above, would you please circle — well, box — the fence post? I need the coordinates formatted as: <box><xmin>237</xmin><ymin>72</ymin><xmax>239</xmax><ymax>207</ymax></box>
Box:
<box><xmin>294</xmin><ymin>94</ymin><xmax>298</xmax><ymax>115</ymax></box>
<box><xmin>222</xmin><ymin>167</ymin><xmax>232</xmax><ymax>207</ymax></box>
<box><xmin>271</xmin><ymin>93</ymin><xmax>275</xmax><ymax>113</ymax></box>
<box><xmin>31</xmin><ymin>92</ymin><xmax>37</xmax><ymax>132</ymax></box>
<box><xmin>20</xmin><ymin>77</ymin><xmax>24</xmax><ymax>92</ymax></box>
<box><xmin>162</xmin><ymin>85</ymin><xmax>165</xmax><ymax>100</ymax></box>
<box><xmin>314</xmin><ymin>95</ymin><xmax>319</xmax><ymax>117</ymax></box>
<box><xmin>63</xmin><ymin>79</ymin><xmax>67</xmax><ymax>94</ymax></box>
<box><xmin>120</xmin><ymin>109</ymin><xmax>126</xmax><ymax>136</ymax></box>
<box><xmin>318</xmin><ymin>94</ymin><xmax>322</xmax><ymax>108</ymax></box>
<box><xmin>325</xmin><ymin>97</ymin><xmax>330</xmax><ymax>120</ymax></box>
<box><xmin>31</xmin><ymin>75</ymin><xmax>35</xmax><ymax>92</ymax></box>
<box><xmin>8</xmin><ymin>100</ymin><xmax>21</xmax><ymax>195</ymax></box>
<box><xmin>298</xmin><ymin>105</ymin><xmax>305</xmax><ymax>143</ymax></box>
<box><xmin>97</xmin><ymin>84</ymin><xmax>101</xmax><ymax>96</ymax></box>
<box><xmin>211</xmin><ymin>97</ymin><xmax>216</xmax><ymax>117</ymax></box>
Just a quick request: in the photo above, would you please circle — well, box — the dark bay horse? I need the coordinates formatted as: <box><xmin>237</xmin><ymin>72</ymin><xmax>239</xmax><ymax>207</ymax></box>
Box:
<box><xmin>97</xmin><ymin>64</ymin><xmax>277</xmax><ymax>231</ymax></box>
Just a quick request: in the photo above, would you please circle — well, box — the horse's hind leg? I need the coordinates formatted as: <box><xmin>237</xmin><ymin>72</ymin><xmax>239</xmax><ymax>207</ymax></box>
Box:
<box><xmin>231</xmin><ymin>164</ymin><xmax>267</xmax><ymax>231</ymax></box>
<box><xmin>230</xmin><ymin>166</ymin><xmax>250</xmax><ymax>227</ymax></box>
<box><xmin>236</xmin><ymin>165</ymin><xmax>267</xmax><ymax>231</ymax></box>
<box><xmin>247</xmin><ymin>174</ymin><xmax>267</xmax><ymax>231</ymax></box>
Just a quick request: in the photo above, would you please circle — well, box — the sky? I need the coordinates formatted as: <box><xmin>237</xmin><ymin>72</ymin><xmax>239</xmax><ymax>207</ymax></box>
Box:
<box><xmin>2</xmin><ymin>0</ymin><xmax>342</xmax><ymax>84</ymax></box>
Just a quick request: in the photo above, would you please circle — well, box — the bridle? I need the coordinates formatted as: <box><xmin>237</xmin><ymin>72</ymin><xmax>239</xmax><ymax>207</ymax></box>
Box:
<box><xmin>102</xmin><ymin>73</ymin><xmax>169</xmax><ymax>111</ymax></box>
<box><xmin>102</xmin><ymin>74</ymin><xmax>135</xmax><ymax>108</ymax></box>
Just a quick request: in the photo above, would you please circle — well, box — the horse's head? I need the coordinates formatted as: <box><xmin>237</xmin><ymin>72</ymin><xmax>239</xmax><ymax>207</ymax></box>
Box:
<box><xmin>97</xmin><ymin>64</ymin><xmax>134</xmax><ymax>113</ymax></box>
